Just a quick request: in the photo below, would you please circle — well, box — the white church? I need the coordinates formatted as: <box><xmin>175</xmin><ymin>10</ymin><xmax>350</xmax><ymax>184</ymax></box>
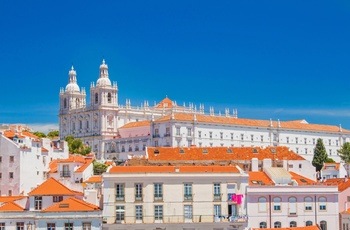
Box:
<box><xmin>59</xmin><ymin>59</ymin><xmax>349</xmax><ymax>162</ymax></box>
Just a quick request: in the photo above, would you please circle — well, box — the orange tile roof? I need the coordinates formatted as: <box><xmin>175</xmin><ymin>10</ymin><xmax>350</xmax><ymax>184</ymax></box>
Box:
<box><xmin>75</xmin><ymin>159</ymin><xmax>93</xmax><ymax>173</ymax></box>
<box><xmin>289</xmin><ymin>172</ymin><xmax>318</xmax><ymax>185</ymax></box>
<box><xmin>0</xmin><ymin>196</ymin><xmax>26</xmax><ymax>203</ymax></box>
<box><xmin>249</xmin><ymin>172</ymin><xmax>275</xmax><ymax>185</ymax></box>
<box><xmin>0</xmin><ymin>201</ymin><xmax>25</xmax><ymax>212</ymax></box>
<box><xmin>41</xmin><ymin>147</ymin><xmax>49</xmax><ymax>152</ymax></box>
<box><xmin>323</xmin><ymin>178</ymin><xmax>350</xmax><ymax>192</ymax></box>
<box><xmin>28</xmin><ymin>177</ymin><xmax>82</xmax><ymax>196</ymax></box>
<box><xmin>84</xmin><ymin>175</ymin><xmax>102</xmax><ymax>183</ymax></box>
<box><xmin>146</xmin><ymin>146</ymin><xmax>304</xmax><ymax>161</ymax></box>
<box><xmin>109</xmin><ymin>165</ymin><xmax>240</xmax><ymax>173</ymax></box>
<box><xmin>323</xmin><ymin>163</ymin><xmax>340</xmax><ymax>171</ymax></box>
<box><xmin>49</xmin><ymin>160</ymin><xmax>58</xmax><ymax>173</ymax></box>
<box><xmin>252</xmin><ymin>226</ymin><xmax>320</xmax><ymax>230</ymax></box>
<box><xmin>119</xmin><ymin>120</ymin><xmax>151</xmax><ymax>129</ymax></box>
<box><xmin>41</xmin><ymin>197</ymin><xmax>100</xmax><ymax>212</ymax></box>
<box><xmin>156</xmin><ymin>113</ymin><xmax>349</xmax><ymax>133</ymax></box>
<box><xmin>22</xmin><ymin>131</ymin><xmax>39</xmax><ymax>139</ymax></box>
<box><xmin>105</xmin><ymin>161</ymin><xmax>114</xmax><ymax>166</ymax></box>
<box><xmin>57</xmin><ymin>155</ymin><xmax>86</xmax><ymax>163</ymax></box>
<box><xmin>155</xmin><ymin>97</ymin><xmax>175</xmax><ymax>108</ymax></box>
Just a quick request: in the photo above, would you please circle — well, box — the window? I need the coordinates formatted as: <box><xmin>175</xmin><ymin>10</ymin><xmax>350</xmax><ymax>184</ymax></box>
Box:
<box><xmin>16</xmin><ymin>222</ymin><xmax>24</xmax><ymax>230</ymax></box>
<box><xmin>154</xmin><ymin>183</ymin><xmax>163</xmax><ymax>201</ymax></box>
<box><xmin>220</xmin><ymin>132</ymin><xmax>223</xmax><ymax>140</ymax></box>
<box><xmin>274</xmin><ymin>221</ymin><xmax>281</xmax><ymax>228</ymax></box>
<box><xmin>154</xmin><ymin>128</ymin><xmax>159</xmax><ymax>137</ymax></box>
<box><xmin>261</xmin><ymin>135</ymin><xmax>263</xmax><ymax>142</ymax></box>
<box><xmin>305</xmin><ymin>197</ymin><xmax>312</xmax><ymax>210</ymax></box>
<box><xmin>187</xmin><ymin>128</ymin><xmax>192</xmax><ymax>136</ymax></box>
<box><xmin>176</xmin><ymin>127</ymin><xmax>180</xmax><ymax>136</ymax></box>
<box><xmin>241</xmin><ymin>134</ymin><xmax>244</xmax><ymax>140</ymax></box>
<box><xmin>306</xmin><ymin>221</ymin><xmax>313</xmax><ymax>226</ymax></box>
<box><xmin>209</xmin><ymin>132</ymin><xmax>213</xmax><ymax>139</ymax></box>
<box><xmin>0</xmin><ymin>173</ymin><xmax>2</xmax><ymax>179</ymax></box>
<box><xmin>8</xmin><ymin>190</ymin><xmax>12</xmax><ymax>196</ymax></box>
<box><xmin>289</xmin><ymin>197</ymin><xmax>297</xmax><ymax>215</ymax></box>
<box><xmin>336</xmin><ymin>140</ymin><xmax>339</xmax><ymax>146</ymax></box>
<box><xmin>231</xmin><ymin>133</ymin><xmax>234</xmax><ymax>140</ymax></box>
<box><xmin>251</xmin><ymin>134</ymin><xmax>254</xmax><ymax>141</ymax></box>
<box><xmin>184</xmin><ymin>184</ymin><xmax>192</xmax><ymax>200</ymax></box>
<box><xmin>273</xmin><ymin>197</ymin><xmax>281</xmax><ymax>211</ymax></box>
<box><xmin>10</xmin><ymin>156</ymin><xmax>14</xmax><ymax>162</ymax></box>
<box><xmin>154</xmin><ymin>141</ymin><xmax>158</xmax><ymax>147</ymax></box>
<box><xmin>184</xmin><ymin>205</ymin><xmax>193</xmax><ymax>220</ymax></box>
<box><xmin>313</xmin><ymin>138</ymin><xmax>316</xmax><ymax>145</ymax></box>
<box><xmin>0</xmin><ymin>223</ymin><xmax>4</xmax><ymax>230</ymax></box>
<box><xmin>86</xmin><ymin>120</ymin><xmax>89</xmax><ymax>129</ymax></box>
<box><xmin>296</xmin><ymin>148</ymin><xmax>299</xmax><ymax>154</ymax></box>
<box><xmin>154</xmin><ymin>205</ymin><xmax>163</xmax><ymax>220</ymax></box>
<box><xmin>53</xmin><ymin>196</ymin><xmax>63</xmax><ymax>203</ymax></box>
<box><xmin>295</xmin><ymin>137</ymin><xmax>298</xmax><ymax>143</ymax></box>
<box><xmin>64</xmin><ymin>98</ymin><xmax>67</xmax><ymax>108</ymax></box>
<box><xmin>329</xmin><ymin>139</ymin><xmax>331</xmax><ymax>146</ymax></box>
<box><xmin>259</xmin><ymin>222</ymin><xmax>267</xmax><ymax>228</ymax></box>
<box><xmin>107</xmin><ymin>93</ymin><xmax>112</xmax><ymax>103</ymax></box>
<box><xmin>82</xmin><ymin>223</ymin><xmax>91</xmax><ymax>230</ymax></box>
<box><xmin>165</xmin><ymin>127</ymin><xmax>170</xmax><ymax>136</ymax></box>
<box><xmin>116</xmin><ymin>205</ymin><xmax>125</xmax><ymax>221</ymax></box>
<box><xmin>329</xmin><ymin>149</ymin><xmax>332</xmax><ymax>155</ymax></box>
<box><xmin>121</xmin><ymin>145</ymin><xmax>125</xmax><ymax>152</ymax></box>
<box><xmin>214</xmin><ymin>183</ymin><xmax>220</xmax><ymax>200</ymax></box>
<box><xmin>136</xmin><ymin>205</ymin><xmax>143</xmax><ymax>220</ymax></box>
<box><xmin>198</xmin><ymin>131</ymin><xmax>202</xmax><ymax>138</ymax></box>
<box><xmin>35</xmin><ymin>196</ymin><xmax>42</xmax><ymax>210</ymax></box>
<box><xmin>258</xmin><ymin>197</ymin><xmax>267</xmax><ymax>212</ymax></box>
<box><xmin>286</xmin><ymin>137</ymin><xmax>289</xmax><ymax>143</ymax></box>
<box><xmin>320</xmin><ymin>220</ymin><xmax>327</xmax><ymax>230</ymax></box>
<box><xmin>305</xmin><ymin>148</ymin><xmax>308</xmax><ymax>154</ymax></box>
<box><xmin>135</xmin><ymin>183</ymin><xmax>142</xmax><ymax>201</ymax></box>
<box><xmin>290</xmin><ymin>221</ymin><xmax>297</xmax><ymax>227</ymax></box>
<box><xmin>115</xmin><ymin>184</ymin><xmax>125</xmax><ymax>201</ymax></box>
<box><xmin>95</xmin><ymin>93</ymin><xmax>98</xmax><ymax>103</ymax></box>
<box><xmin>304</xmin><ymin>138</ymin><xmax>307</xmax><ymax>144</ymax></box>
<box><xmin>214</xmin><ymin>205</ymin><xmax>221</xmax><ymax>216</ymax></box>
<box><xmin>187</xmin><ymin>140</ymin><xmax>192</xmax><ymax>147</ymax></box>
<box><xmin>0</xmin><ymin>156</ymin><xmax>2</xmax><ymax>162</ymax></box>
<box><xmin>9</xmin><ymin>172</ymin><xmax>13</xmax><ymax>179</ymax></box>
<box><xmin>47</xmin><ymin>223</ymin><xmax>55</xmax><ymax>230</ymax></box>
<box><xmin>319</xmin><ymin>197</ymin><xmax>327</xmax><ymax>210</ymax></box>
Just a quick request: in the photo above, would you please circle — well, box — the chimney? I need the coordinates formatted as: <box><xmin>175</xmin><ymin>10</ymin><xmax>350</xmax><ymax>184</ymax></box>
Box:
<box><xmin>251</xmin><ymin>158</ymin><xmax>259</xmax><ymax>172</ymax></box>
<box><xmin>263</xmin><ymin>159</ymin><xmax>272</xmax><ymax>170</ymax></box>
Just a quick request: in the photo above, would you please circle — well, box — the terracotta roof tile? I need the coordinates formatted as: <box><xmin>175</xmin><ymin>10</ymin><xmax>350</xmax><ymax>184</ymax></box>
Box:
<box><xmin>0</xmin><ymin>196</ymin><xmax>26</xmax><ymax>203</ymax></box>
<box><xmin>84</xmin><ymin>175</ymin><xmax>102</xmax><ymax>183</ymax></box>
<box><xmin>109</xmin><ymin>165</ymin><xmax>240</xmax><ymax>173</ymax></box>
<box><xmin>75</xmin><ymin>159</ymin><xmax>93</xmax><ymax>173</ymax></box>
<box><xmin>57</xmin><ymin>155</ymin><xmax>86</xmax><ymax>163</ymax></box>
<box><xmin>0</xmin><ymin>201</ymin><xmax>25</xmax><ymax>212</ymax></box>
<box><xmin>323</xmin><ymin>163</ymin><xmax>340</xmax><ymax>171</ymax></box>
<box><xmin>49</xmin><ymin>160</ymin><xmax>58</xmax><ymax>173</ymax></box>
<box><xmin>155</xmin><ymin>113</ymin><xmax>348</xmax><ymax>133</ymax></box>
<box><xmin>324</xmin><ymin>178</ymin><xmax>350</xmax><ymax>192</ymax></box>
<box><xmin>119</xmin><ymin>120</ymin><xmax>151</xmax><ymax>129</ymax></box>
<box><xmin>155</xmin><ymin>97</ymin><xmax>176</xmax><ymax>109</ymax></box>
<box><xmin>289</xmin><ymin>172</ymin><xmax>319</xmax><ymax>185</ymax></box>
<box><xmin>249</xmin><ymin>172</ymin><xmax>275</xmax><ymax>185</ymax></box>
<box><xmin>28</xmin><ymin>177</ymin><xmax>82</xmax><ymax>196</ymax></box>
<box><xmin>41</xmin><ymin>197</ymin><xmax>100</xmax><ymax>212</ymax></box>
<box><xmin>41</xmin><ymin>147</ymin><xmax>49</xmax><ymax>152</ymax></box>
<box><xmin>146</xmin><ymin>146</ymin><xmax>304</xmax><ymax>162</ymax></box>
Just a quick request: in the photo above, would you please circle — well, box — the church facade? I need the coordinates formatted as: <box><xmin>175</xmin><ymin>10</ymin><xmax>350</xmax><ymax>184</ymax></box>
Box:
<box><xmin>59</xmin><ymin>60</ymin><xmax>349</xmax><ymax>162</ymax></box>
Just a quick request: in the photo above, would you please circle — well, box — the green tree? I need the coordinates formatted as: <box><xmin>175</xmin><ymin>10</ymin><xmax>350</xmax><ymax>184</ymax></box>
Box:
<box><xmin>338</xmin><ymin>142</ymin><xmax>350</xmax><ymax>163</ymax></box>
<box><xmin>312</xmin><ymin>138</ymin><xmax>328</xmax><ymax>172</ymax></box>
<box><xmin>64</xmin><ymin>135</ymin><xmax>91</xmax><ymax>155</ymax></box>
<box><xmin>93</xmin><ymin>160</ymin><xmax>108</xmax><ymax>175</ymax></box>
<box><xmin>33</xmin><ymin>131</ymin><xmax>46</xmax><ymax>138</ymax></box>
<box><xmin>47</xmin><ymin>130</ymin><xmax>59</xmax><ymax>138</ymax></box>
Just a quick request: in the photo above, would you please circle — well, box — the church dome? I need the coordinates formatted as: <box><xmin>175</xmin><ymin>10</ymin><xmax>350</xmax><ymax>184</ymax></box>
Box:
<box><xmin>65</xmin><ymin>66</ymin><xmax>80</xmax><ymax>92</ymax></box>
<box><xmin>65</xmin><ymin>82</ymin><xmax>80</xmax><ymax>92</ymax></box>
<box><xmin>96</xmin><ymin>78</ymin><xmax>111</xmax><ymax>87</ymax></box>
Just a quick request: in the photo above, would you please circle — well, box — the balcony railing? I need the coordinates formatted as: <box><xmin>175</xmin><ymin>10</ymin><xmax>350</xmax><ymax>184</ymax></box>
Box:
<box><xmin>164</xmin><ymin>133</ymin><xmax>171</xmax><ymax>137</ymax></box>
<box><xmin>60</xmin><ymin>171</ymin><xmax>71</xmax><ymax>178</ymax></box>
<box><xmin>153</xmin><ymin>134</ymin><xmax>160</xmax><ymax>138</ymax></box>
<box><xmin>116</xmin><ymin>194</ymin><xmax>125</xmax><ymax>201</ymax></box>
<box><xmin>154</xmin><ymin>194</ymin><xmax>163</xmax><ymax>201</ymax></box>
<box><xmin>184</xmin><ymin>194</ymin><xmax>193</xmax><ymax>201</ymax></box>
<box><xmin>213</xmin><ymin>194</ymin><xmax>221</xmax><ymax>201</ymax></box>
<box><xmin>135</xmin><ymin>194</ymin><xmax>143</xmax><ymax>201</ymax></box>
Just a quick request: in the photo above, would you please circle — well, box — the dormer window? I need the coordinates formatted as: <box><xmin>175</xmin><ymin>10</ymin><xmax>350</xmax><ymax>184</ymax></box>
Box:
<box><xmin>53</xmin><ymin>196</ymin><xmax>63</xmax><ymax>202</ymax></box>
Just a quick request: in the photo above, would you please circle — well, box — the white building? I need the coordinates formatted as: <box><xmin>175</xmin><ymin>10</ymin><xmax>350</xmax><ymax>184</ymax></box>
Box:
<box><xmin>103</xmin><ymin>165</ymin><xmax>249</xmax><ymax>230</ymax></box>
<box><xmin>0</xmin><ymin>130</ymin><xmax>69</xmax><ymax>196</ymax></box>
<box><xmin>0</xmin><ymin>177</ymin><xmax>102</xmax><ymax>230</ymax></box>
<box><xmin>321</xmin><ymin>162</ymin><xmax>347</xmax><ymax>179</ymax></box>
<box><xmin>59</xmin><ymin>60</ymin><xmax>349</xmax><ymax>162</ymax></box>
<box><xmin>247</xmin><ymin>168</ymin><xmax>339</xmax><ymax>230</ymax></box>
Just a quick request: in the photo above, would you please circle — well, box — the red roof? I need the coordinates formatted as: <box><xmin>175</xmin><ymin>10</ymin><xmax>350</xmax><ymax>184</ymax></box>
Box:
<box><xmin>84</xmin><ymin>175</ymin><xmax>102</xmax><ymax>183</ymax></box>
<box><xmin>28</xmin><ymin>177</ymin><xmax>82</xmax><ymax>196</ymax></box>
<box><xmin>323</xmin><ymin>178</ymin><xmax>350</xmax><ymax>192</ymax></box>
<box><xmin>75</xmin><ymin>159</ymin><xmax>93</xmax><ymax>173</ymax></box>
<box><xmin>0</xmin><ymin>201</ymin><xmax>25</xmax><ymax>212</ymax></box>
<box><xmin>0</xmin><ymin>196</ymin><xmax>26</xmax><ymax>203</ymax></box>
<box><xmin>57</xmin><ymin>155</ymin><xmax>86</xmax><ymax>163</ymax></box>
<box><xmin>109</xmin><ymin>165</ymin><xmax>240</xmax><ymax>173</ymax></box>
<box><xmin>41</xmin><ymin>197</ymin><xmax>100</xmax><ymax>212</ymax></box>
<box><xmin>146</xmin><ymin>146</ymin><xmax>304</xmax><ymax>161</ymax></box>
<box><xmin>120</xmin><ymin>120</ymin><xmax>151</xmax><ymax>129</ymax></box>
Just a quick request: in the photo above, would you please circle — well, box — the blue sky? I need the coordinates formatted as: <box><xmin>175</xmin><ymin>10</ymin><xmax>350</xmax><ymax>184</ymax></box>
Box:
<box><xmin>1</xmin><ymin>1</ymin><xmax>350</xmax><ymax>132</ymax></box>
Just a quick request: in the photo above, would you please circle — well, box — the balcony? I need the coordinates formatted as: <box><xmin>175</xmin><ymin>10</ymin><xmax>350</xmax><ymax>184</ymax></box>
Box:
<box><xmin>154</xmin><ymin>194</ymin><xmax>163</xmax><ymax>201</ymax></box>
<box><xmin>116</xmin><ymin>194</ymin><xmax>125</xmax><ymax>201</ymax></box>
<box><xmin>153</xmin><ymin>134</ymin><xmax>160</xmax><ymax>138</ymax></box>
<box><xmin>184</xmin><ymin>194</ymin><xmax>193</xmax><ymax>201</ymax></box>
<box><xmin>60</xmin><ymin>171</ymin><xmax>71</xmax><ymax>178</ymax></box>
<box><xmin>213</xmin><ymin>194</ymin><xmax>221</xmax><ymax>201</ymax></box>
<box><xmin>135</xmin><ymin>194</ymin><xmax>143</xmax><ymax>201</ymax></box>
<box><xmin>164</xmin><ymin>133</ymin><xmax>171</xmax><ymax>137</ymax></box>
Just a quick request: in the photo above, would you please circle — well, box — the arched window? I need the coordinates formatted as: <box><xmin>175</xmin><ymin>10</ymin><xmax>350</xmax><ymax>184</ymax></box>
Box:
<box><xmin>320</xmin><ymin>220</ymin><xmax>327</xmax><ymax>230</ymax></box>
<box><xmin>76</xmin><ymin>98</ymin><xmax>80</xmax><ymax>108</ymax></box>
<box><xmin>95</xmin><ymin>93</ymin><xmax>98</xmax><ymax>104</ymax></box>
<box><xmin>290</xmin><ymin>221</ymin><xmax>297</xmax><ymax>227</ymax></box>
<box><xmin>319</xmin><ymin>197</ymin><xmax>327</xmax><ymax>210</ymax></box>
<box><xmin>273</xmin><ymin>197</ymin><xmax>281</xmax><ymax>211</ymax></box>
<box><xmin>86</xmin><ymin>121</ymin><xmax>89</xmax><ymax>129</ymax></box>
<box><xmin>274</xmin><ymin>221</ymin><xmax>281</xmax><ymax>228</ymax></box>
<box><xmin>306</xmin><ymin>221</ymin><xmax>313</xmax><ymax>226</ymax></box>
<box><xmin>289</xmin><ymin>197</ymin><xmax>297</xmax><ymax>215</ymax></box>
<box><xmin>259</xmin><ymin>197</ymin><xmax>267</xmax><ymax>212</ymax></box>
<box><xmin>305</xmin><ymin>197</ymin><xmax>312</xmax><ymax>210</ymax></box>
<box><xmin>64</xmin><ymin>98</ymin><xmax>67</xmax><ymax>109</ymax></box>
<box><xmin>108</xmin><ymin>93</ymin><xmax>112</xmax><ymax>103</ymax></box>
<box><xmin>259</xmin><ymin>222</ymin><xmax>267</xmax><ymax>228</ymax></box>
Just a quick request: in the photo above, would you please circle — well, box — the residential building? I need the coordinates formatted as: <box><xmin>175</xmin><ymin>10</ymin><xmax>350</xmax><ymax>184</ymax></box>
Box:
<box><xmin>0</xmin><ymin>130</ymin><xmax>69</xmax><ymax>196</ymax></box>
<box><xmin>58</xmin><ymin>60</ymin><xmax>349</xmax><ymax>162</ymax></box>
<box><xmin>247</xmin><ymin>168</ymin><xmax>339</xmax><ymax>230</ymax></box>
<box><xmin>321</xmin><ymin>162</ymin><xmax>347</xmax><ymax>179</ymax></box>
<box><xmin>103</xmin><ymin>165</ymin><xmax>249</xmax><ymax>230</ymax></box>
